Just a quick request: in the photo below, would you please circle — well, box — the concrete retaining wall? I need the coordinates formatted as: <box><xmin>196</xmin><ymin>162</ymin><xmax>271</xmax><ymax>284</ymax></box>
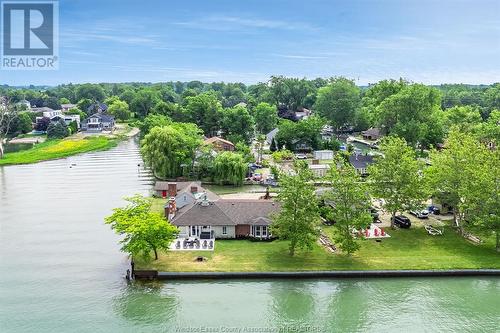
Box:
<box><xmin>133</xmin><ymin>269</ymin><xmax>500</xmax><ymax>280</ymax></box>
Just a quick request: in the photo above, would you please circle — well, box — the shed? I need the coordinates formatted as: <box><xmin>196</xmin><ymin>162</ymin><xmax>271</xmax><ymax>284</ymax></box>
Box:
<box><xmin>313</xmin><ymin>150</ymin><xmax>334</xmax><ymax>160</ymax></box>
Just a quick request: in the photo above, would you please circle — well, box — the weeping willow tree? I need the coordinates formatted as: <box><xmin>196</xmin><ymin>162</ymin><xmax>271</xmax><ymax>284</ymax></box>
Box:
<box><xmin>141</xmin><ymin>123</ymin><xmax>202</xmax><ymax>179</ymax></box>
<box><xmin>213</xmin><ymin>152</ymin><xmax>247</xmax><ymax>186</ymax></box>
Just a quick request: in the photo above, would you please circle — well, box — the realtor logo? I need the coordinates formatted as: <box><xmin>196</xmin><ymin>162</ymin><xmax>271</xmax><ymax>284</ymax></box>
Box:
<box><xmin>1</xmin><ymin>0</ymin><xmax>59</xmax><ymax>70</ymax></box>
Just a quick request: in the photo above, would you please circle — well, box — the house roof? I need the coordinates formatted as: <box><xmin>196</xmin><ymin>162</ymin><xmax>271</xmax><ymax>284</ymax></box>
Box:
<box><xmin>61</xmin><ymin>103</ymin><xmax>76</xmax><ymax>109</ymax></box>
<box><xmin>84</xmin><ymin>113</ymin><xmax>114</xmax><ymax>122</ymax></box>
<box><xmin>349</xmin><ymin>154</ymin><xmax>374</xmax><ymax>169</ymax></box>
<box><xmin>154</xmin><ymin>181</ymin><xmax>197</xmax><ymax>191</ymax></box>
<box><xmin>171</xmin><ymin>199</ymin><xmax>280</xmax><ymax>226</ymax></box>
<box><xmin>361</xmin><ymin>127</ymin><xmax>381</xmax><ymax>137</ymax></box>
<box><xmin>87</xmin><ymin>103</ymin><xmax>108</xmax><ymax>112</ymax></box>
<box><xmin>204</xmin><ymin>136</ymin><xmax>235</xmax><ymax>147</ymax></box>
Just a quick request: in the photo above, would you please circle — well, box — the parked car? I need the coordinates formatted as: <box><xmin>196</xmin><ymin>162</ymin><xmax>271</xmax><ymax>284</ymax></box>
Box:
<box><xmin>252</xmin><ymin>173</ymin><xmax>262</xmax><ymax>181</ymax></box>
<box><xmin>392</xmin><ymin>215</ymin><xmax>411</xmax><ymax>228</ymax></box>
<box><xmin>295</xmin><ymin>153</ymin><xmax>307</xmax><ymax>159</ymax></box>
<box><xmin>410</xmin><ymin>209</ymin><xmax>429</xmax><ymax>219</ymax></box>
<box><xmin>427</xmin><ymin>205</ymin><xmax>441</xmax><ymax>215</ymax></box>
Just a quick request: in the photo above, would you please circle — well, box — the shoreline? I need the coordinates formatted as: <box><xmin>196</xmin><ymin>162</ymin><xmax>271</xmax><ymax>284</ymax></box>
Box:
<box><xmin>134</xmin><ymin>269</ymin><xmax>500</xmax><ymax>280</ymax></box>
<box><xmin>0</xmin><ymin>126</ymin><xmax>139</xmax><ymax>166</ymax></box>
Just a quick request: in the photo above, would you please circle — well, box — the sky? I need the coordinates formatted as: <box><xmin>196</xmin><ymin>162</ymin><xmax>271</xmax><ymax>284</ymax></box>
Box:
<box><xmin>1</xmin><ymin>0</ymin><xmax>499</xmax><ymax>86</ymax></box>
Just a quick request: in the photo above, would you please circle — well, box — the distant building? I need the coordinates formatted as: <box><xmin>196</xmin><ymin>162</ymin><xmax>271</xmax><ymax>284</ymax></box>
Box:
<box><xmin>87</xmin><ymin>103</ymin><xmax>108</xmax><ymax>114</ymax></box>
<box><xmin>349</xmin><ymin>153</ymin><xmax>374</xmax><ymax>176</ymax></box>
<box><xmin>204</xmin><ymin>136</ymin><xmax>235</xmax><ymax>152</ymax></box>
<box><xmin>361</xmin><ymin>128</ymin><xmax>382</xmax><ymax>141</ymax></box>
<box><xmin>309</xmin><ymin>164</ymin><xmax>330</xmax><ymax>178</ymax></box>
<box><xmin>314</xmin><ymin>150</ymin><xmax>334</xmax><ymax>160</ymax></box>
<box><xmin>81</xmin><ymin>113</ymin><xmax>115</xmax><ymax>132</ymax></box>
<box><xmin>61</xmin><ymin>104</ymin><xmax>77</xmax><ymax>112</ymax></box>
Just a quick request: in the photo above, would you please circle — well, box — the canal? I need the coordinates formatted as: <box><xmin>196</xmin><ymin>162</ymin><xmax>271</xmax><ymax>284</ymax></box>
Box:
<box><xmin>1</xmin><ymin>138</ymin><xmax>499</xmax><ymax>332</ymax></box>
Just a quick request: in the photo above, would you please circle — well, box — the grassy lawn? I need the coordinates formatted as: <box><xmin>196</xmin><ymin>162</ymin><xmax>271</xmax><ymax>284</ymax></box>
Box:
<box><xmin>0</xmin><ymin>136</ymin><xmax>117</xmax><ymax>165</ymax></box>
<box><xmin>136</xmin><ymin>226</ymin><xmax>499</xmax><ymax>272</ymax></box>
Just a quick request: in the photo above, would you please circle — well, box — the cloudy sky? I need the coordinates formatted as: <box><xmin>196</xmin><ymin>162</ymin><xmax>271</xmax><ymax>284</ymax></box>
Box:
<box><xmin>2</xmin><ymin>0</ymin><xmax>499</xmax><ymax>85</ymax></box>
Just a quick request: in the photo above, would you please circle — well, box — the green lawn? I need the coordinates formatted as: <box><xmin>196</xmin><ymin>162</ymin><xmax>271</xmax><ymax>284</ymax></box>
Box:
<box><xmin>0</xmin><ymin>136</ymin><xmax>117</xmax><ymax>165</ymax></box>
<box><xmin>136</xmin><ymin>226</ymin><xmax>500</xmax><ymax>272</ymax></box>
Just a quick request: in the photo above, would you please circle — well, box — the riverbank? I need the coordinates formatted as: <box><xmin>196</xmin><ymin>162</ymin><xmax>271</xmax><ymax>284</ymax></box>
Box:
<box><xmin>136</xmin><ymin>226</ymin><xmax>500</xmax><ymax>272</ymax></box>
<box><xmin>0</xmin><ymin>126</ymin><xmax>139</xmax><ymax>166</ymax></box>
<box><xmin>0</xmin><ymin>136</ymin><xmax>117</xmax><ymax>166</ymax></box>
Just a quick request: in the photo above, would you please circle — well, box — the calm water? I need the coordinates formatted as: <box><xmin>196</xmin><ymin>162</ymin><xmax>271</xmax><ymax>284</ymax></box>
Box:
<box><xmin>1</xmin><ymin>138</ymin><xmax>499</xmax><ymax>333</ymax></box>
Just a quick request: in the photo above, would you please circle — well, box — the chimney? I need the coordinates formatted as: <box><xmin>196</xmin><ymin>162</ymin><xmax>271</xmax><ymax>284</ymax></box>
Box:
<box><xmin>190</xmin><ymin>186</ymin><xmax>198</xmax><ymax>193</ymax></box>
<box><xmin>166</xmin><ymin>197</ymin><xmax>177</xmax><ymax>220</ymax></box>
<box><xmin>168</xmin><ymin>183</ymin><xmax>177</xmax><ymax>197</ymax></box>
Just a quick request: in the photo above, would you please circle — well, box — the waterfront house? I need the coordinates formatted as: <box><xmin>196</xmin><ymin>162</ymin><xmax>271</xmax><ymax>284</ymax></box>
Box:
<box><xmin>361</xmin><ymin>128</ymin><xmax>382</xmax><ymax>141</ymax></box>
<box><xmin>81</xmin><ymin>113</ymin><xmax>115</xmax><ymax>132</ymax></box>
<box><xmin>61</xmin><ymin>103</ymin><xmax>77</xmax><ymax>112</ymax></box>
<box><xmin>313</xmin><ymin>150</ymin><xmax>334</xmax><ymax>160</ymax></box>
<box><xmin>168</xmin><ymin>196</ymin><xmax>279</xmax><ymax>240</ymax></box>
<box><xmin>349</xmin><ymin>153</ymin><xmax>374</xmax><ymax>176</ymax></box>
<box><xmin>204</xmin><ymin>136</ymin><xmax>235</xmax><ymax>152</ymax></box>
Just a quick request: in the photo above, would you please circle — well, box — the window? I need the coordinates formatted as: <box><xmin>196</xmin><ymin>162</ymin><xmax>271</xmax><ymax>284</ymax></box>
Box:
<box><xmin>222</xmin><ymin>226</ymin><xmax>227</xmax><ymax>235</ymax></box>
<box><xmin>262</xmin><ymin>226</ymin><xmax>267</xmax><ymax>237</ymax></box>
<box><xmin>256</xmin><ymin>226</ymin><xmax>261</xmax><ymax>237</ymax></box>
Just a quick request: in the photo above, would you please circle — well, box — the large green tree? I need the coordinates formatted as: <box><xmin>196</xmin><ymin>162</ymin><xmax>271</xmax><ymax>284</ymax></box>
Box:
<box><xmin>75</xmin><ymin>83</ymin><xmax>106</xmax><ymax>102</ymax></box>
<box><xmin>253</xmin><ymin>102</ymin><xmax>278</xmax><ymax>134</ymax></box>
<box><xmin>376</xmin><ymin>84</ymin><xmax>443</xmax><ymax>148</ymax></box>
<box><xmin>271</xmin><ymin>162</ymin><xmax>320</xmax><ymax>255</ymax></box>
<box><xmin>212</xmin><ymin>151</ymin><xmax>247</xmax><ymax>186</ymax></box>
<box><xmin>105</xmin><ymin>195</ymin><xmax>178</xmax><ymax>260</ymax></box>
<box><xmin>184</xmin><ymin>92</ymin><xmax>223</xmax><ymax>137</ymax></box>
<box><xmin>368</xmin><ymin>136</ymin><xmax>427</xmax><ymax>228</ymax></box>
<box><xmin>130</xmin><ymin>89</ymin><xmax>161</xmax><ymax>119</ymax></box>
<box><xmin>323</xmin><ymin>159</ymin><xmax>372</xmax><ymax>254</ymax></box>
<box><xmin>141</xmin><ymin>123</ymin><xmax>202</xmax><ymax>178</ymax></box>
<box><xmin>221</xmin><ymin>105</ymin><xmax>255</xmax><ymax>144</ymax></box>
<box><xmin>314</xmin><ymin>77</ymin><xmax>361</xmax><ymax>130</ymax></box>
<box><xmin>425</xmin><ymin>129</ymin><xmax>487</xmax><ymax>234</ymax></box>
<box><xmin>108</xmin><ymin>100</ymin><xmax>131</xmax><ymax>121</ymax></box>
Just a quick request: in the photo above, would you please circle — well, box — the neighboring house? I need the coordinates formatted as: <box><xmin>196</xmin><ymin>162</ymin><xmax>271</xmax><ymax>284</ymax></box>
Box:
<box><xmin>314</xmin><ymin>150</ymin><xmax>334</xmax><ymax>160</ymax></box>
<box><xmin>61</xmin><ymin>104</ymin><xmax>77</xmax><ymax>112</ymax></box>
<box><xmin>31</xmin><ymin>106</ymin><xmax>56</xmax><ymax>114</ymax></box>
<box><xmin>295</xmin><ymin>107</ymin><xmax>311</xmax><ymax>120</ymax></box>
<box><xmin>266</xmin><ymin>128</ymin><xmax>279</xmax><ymax>144</ymax></box>
<box><xmin>321</xmin><ymin>125</ymin><xmax>334</xmax><ymax>141</ymax></box>
<box><xmin>361</xmin><ymin>128</ymin><xmax>382</xmax><ymax>141</ymax></box>
<box><xmin>168</xmin><ymin>196</ymin><xmax>279</xmax><ymax>240</ymax></box>
<box><xmin>309</xmin><ymin>164</ymin><xmax>330</xmax><ymax>178</ymax></box>
<box><xmin>17</xmin><ymin>99</ymin><xmax>31</xmax><ymax>110</ymax></box>
<box><xmin>87</xmin><ymin>103</ymin><xmax>108</xmax><ymax>114</ymax></box>
<box><xmin>154</xmin><ymin>181</ymin><xmax>195</xmax><ymax>198</ymax></box>
<box><xmin>81</xmin><ymin>113</ymin><xmax>115</xmax><ymax>132</ymax></box>
<box><xmin>36</xmin><ymin>111</ymin><xmax>81</xmax><ymax>128</ymax></box>
<box><xmin>42</xmin><ymin>109</ymin><xmax>62</xmax><ymax>118</ymax></box>
<box><xmin>291</xmin><ymin>138</ymin><xmax>312</xmax><ymax>152</ymax></box>
<box><xmin>204</xmin><ymin>136</ymin><xmax>235</xmax><ymax>152</ymax></box>
<box><xmin>349</xmin><ymin>153</ymin><xmax>374</xmax><ymax>176</ymax></box>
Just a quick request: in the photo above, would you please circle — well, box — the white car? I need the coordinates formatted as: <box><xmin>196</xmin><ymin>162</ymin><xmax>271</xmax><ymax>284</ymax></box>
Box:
<box><xmin>295</xmin><ymin>153</ymin><xmax>308</xmax><ymax>160</ymax></box>
<box><xmin>410</xmin><ymin>209</ymin><xmax>429</xmax><ymax>219</ymax></box>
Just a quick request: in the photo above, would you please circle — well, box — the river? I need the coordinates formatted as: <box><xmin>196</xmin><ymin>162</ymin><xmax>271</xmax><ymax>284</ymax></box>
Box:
<box><xmin>1</xmin><ymin>138</ymin><xmax>499</xmax><ymax>333</ymax></box>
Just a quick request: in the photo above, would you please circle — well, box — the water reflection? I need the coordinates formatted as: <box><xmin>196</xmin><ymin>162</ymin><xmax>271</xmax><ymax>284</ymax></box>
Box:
<box><xmin>113</xmin><ymin>281</ymin><xmax>179</xmax><ymax>325</ymax></box>
<box><xmin>267</xmin><ymin>281</ymin><xmax>316</xmax><ymax>327</ymax></box>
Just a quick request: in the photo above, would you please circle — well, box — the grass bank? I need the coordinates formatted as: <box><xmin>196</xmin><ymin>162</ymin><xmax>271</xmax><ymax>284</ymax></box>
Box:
<box><xmin>136</xmin><ymin>226</ymin><xmax>499</xmax><ymax>272</ymax></box>
<box><xmin>0</xmin><ymin>136</ymin><xmax>117</xmax><ymax>166</ymax></box>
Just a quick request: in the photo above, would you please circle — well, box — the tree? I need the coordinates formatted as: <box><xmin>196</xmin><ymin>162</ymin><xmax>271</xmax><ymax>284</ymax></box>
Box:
<box><xmin>184</xmin><ymin>92</ymin><xmax>223</xmax><ymax>136</ymax></box>
<box><xmin>108</xmin><ymin>100</ymin><xmax>131</xmax><ymax>121</ymax></box>
<box><xmin>368</xmin><ymin>136</ymin><xmax>426</xmax><ymax>229</ymax></box>
<box><xmin>466</xmin><ymin>148</ymin><xmax>500</xmax><ymax>251</ymax></box>
<box><xmin>314</xmin><ymin>77</ymin><xmax>361</xmax><ymax>130</ymax></box>
<box><xmin>152</xmin><ymin>101</ymin><xmax>177</xmax><ymax>118</ymax></box>
<box><xmin>10</xmin><ymin>112</ymin><xmax>32</xmax><ymax>134</ymax></box>
<box><xmin>47</xmin><ymin>119</ymin><xmax>69</xmax><ymax>139</ymax></box>
<box><xmin>130</xmin><ymin>89</ymin><xmax>161</xmax><ymax>119</ymax></box>
<box><xmin>139</xmin><ymin>114</ymin><xmax>172</xmax><ymax>135</ymax></box>
<box><xmin>268</xmin><ymin>76</ymin><xmax>312</xmax><ymax>111</ymax></box>
<box><xmin>376</xmin><ymin>84</ymin><xmax>443</xmax><ymax>148</ymax></box>
<box><xmin>276</xmin><ymin>116</ymin><xmax>325</xmax><ymax>151</ymax></box>
<box><xmin>77</xmin><ymin>98</ymin><xmax>93</xmax><ymax>116</ymax></box>
<box><xmin>425</xmin><ymin>129</ymin><xmax>486</xmax><ymax>233</ymax></box>
<box><xmin>141</xmin><ymin>123</ymin><xmax>202</xmax><ymax>179</ymax></box>
<box><xmin>323</xmin><ymin>159</ymin><xmax>372</xmax><ymax>254</ymax></box>
<box><xmin>213</xmin><ymin>151</ymin><xmax>247</xmax><ymax>186</ymax></box>
<box><xmin>0</xmin><ymin>102</ymin><xmax>18</xmax><ymax>158</ymax></box>
<box><xmin>253</xmin><ymin>102</ymin><xmax>278</xmax><ymax>134</ymax></box>
<box><xmin>443</xmin><ymin>105</ymin><xmax>482</xmax><ymax>133</ymax></box>
<box><xmin>221</xmin><ymin>105</ymin><xmax>255</xmax><ymax>144</ymax></box>
<box><xmin>270</xmin><ymin>137</ymin><xmax>278</xmax><ymax>152</ymax></box>
<box><xmin>35</xmin><ymin>116</ymin><xmax>51</xmax><ymax>131</ymax></box>
<box><xmin>75</xmin><ymin>83</ymin><xmax>106</xmax><ymax>102</ymax></box>
<box><xmin>105</xmin><ymin>195</ymin><xmax>178</xmax><ymax>260</ymax></box>
<box><xmin>271</xmin><ymin>161</ymin><xmax>320</xmax><ymax>255</ymax></box>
